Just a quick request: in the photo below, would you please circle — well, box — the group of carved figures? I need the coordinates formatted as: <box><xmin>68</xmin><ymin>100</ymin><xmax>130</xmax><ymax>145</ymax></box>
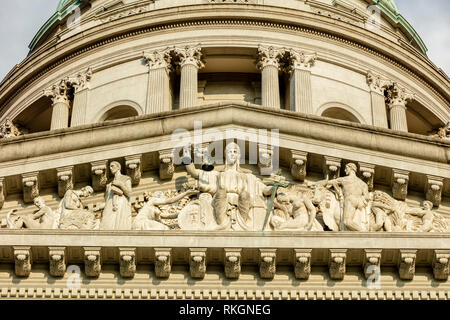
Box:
<box><xmin>5</xmin><ymin>143</ymin><xmax>449</xmax><ymax>233</ymax></box>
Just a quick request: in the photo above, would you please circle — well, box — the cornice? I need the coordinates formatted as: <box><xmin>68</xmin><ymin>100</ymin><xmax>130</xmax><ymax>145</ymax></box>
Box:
<box><xmin>0</xmin><ymin>6</ymin><xmax>448</xmax><ymax>115</ymax></box>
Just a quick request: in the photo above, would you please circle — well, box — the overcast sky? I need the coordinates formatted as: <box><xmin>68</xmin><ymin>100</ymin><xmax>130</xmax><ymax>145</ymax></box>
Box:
<box><xmin>0</xmin><ymin>0</ymin><xmax>448</xmax><ymax>81</ymax></box>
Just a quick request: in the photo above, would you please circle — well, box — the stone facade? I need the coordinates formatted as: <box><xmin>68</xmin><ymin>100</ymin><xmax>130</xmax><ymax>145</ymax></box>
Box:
<box><xmin>0</xmin><ymin>0</ymin><xmax>448</xmax><ymax>300</ymax></box>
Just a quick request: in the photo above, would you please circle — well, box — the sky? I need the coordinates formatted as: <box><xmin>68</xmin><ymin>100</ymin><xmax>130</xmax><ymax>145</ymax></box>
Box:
<box><xmin>0</xmin><ymin>0</ymin><xmax>448</xmax><ymax>81</ymax></box>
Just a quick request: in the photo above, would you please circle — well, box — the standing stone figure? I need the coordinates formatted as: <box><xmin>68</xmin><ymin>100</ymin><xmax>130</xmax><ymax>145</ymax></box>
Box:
<box><xmin>100</xmin><ymin>161</ymin><xmax>133</xmax><ymax>230</ymax></box>
<box><xmin>58</xmin><ymin>186</ymin><xmax>98</xmax><ymax>230</ymax></box>
<box><xmin>185</xmin><ymin>142</ymin><xmax>272</xmax><ymax>231</ymax></box>
<box><xmin>309</xmin><ymin>163</ymin><xmax>371</xmax><ymax>231</ymax></box>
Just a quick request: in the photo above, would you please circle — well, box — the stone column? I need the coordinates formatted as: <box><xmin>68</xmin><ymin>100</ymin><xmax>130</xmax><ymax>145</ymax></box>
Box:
<box><xmin>175</xmin><ymin>45</ymin><xmax>205</xmax><ymax>109</ymax></box>
<box><xmin>143</xmin><ymin>50</ymin><xmax>172</xmax><ymax>114</ymax></box>
<box><xmin>257</xmin><ymin>46</ymin><xmax>284</xmax><ymax>109</ymax></box>
<box><xmin>70</xmin><ymin>68</ymin><xmax>92</xmax><ymax>127</ymax></box>
<box><xmin>367</xmin><ymin>71</ymin><xmax>391</xmax><ymax>128</ymax></box>
<box><xmin>45</xmin><ymin>80</ymin><xmax>71</xmax><ymax>130</ymax></box>
<box><xmin>387</xmin><ymin>83</ymin><xmax>414</xmax><ymax>132</ymax></box>
<box><xmin>288</xmin><ymin>50</ymin><xmax>317</xmax><ymax>114</ymax></box>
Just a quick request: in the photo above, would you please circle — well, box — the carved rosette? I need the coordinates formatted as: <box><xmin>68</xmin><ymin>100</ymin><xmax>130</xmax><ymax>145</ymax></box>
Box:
<box><xmin>91</xmin><ymin>160</ymin><xmax>108</xmax><ymax>192</ymax></box>
<box><xmin>84</xmin><ymin>247</ymin><xmax>101</xmax><ymax>278</ymax></box>
<box><xmin>288</xmin><ymin>50</ymin><xmax>317</xmax><ymax>72</ymax></box>
<box><xmin>259</xmin><ymin>249</ymin><xmax>277</xmax><ymax>279</ymax></box>
<box><xmin>258</xmin><ymin>144</ymin><xmax>273</xmax><ymax>175</ymax></box>
<box><xmin>57</xmin><ymin>166</ymin><xmax>74</xmax><ymax>198</ymax></box>
<box><xmin>391</xmin><ymin>169</ymin><xmax>409</xmax><ymax>201</ymax></box>
<box><xmin>189</xmin><ymin>248</ymin><xmax>207</xmax><ymax>279</ymax></box>
<box><xmin>329</xmin><ymin>249</ymin><xmax>347</xmax><ymax>280</ymax></box>
<box><xmin>119</xmin><ymin>248</ymin><xmax>136</xmax><ymax>278</ymax></box>
<box><xmin>358</xmin><ymin>162</ymin><xmax>375</xmax><ymax>191</ymax></box>
<box><xmin>0</xmin><ymin>177</ymin><xmax>5</xmax><ymax>210</ymax></box>
<box><xmin>432</xmin><ymin>250</ymin><xmax>450</xmax><ymax>281</ymax></box>
<box><xmin>224</xmin><ymin>249</ymin><xmax>242</xmax><ymax>279</ymax></box>
<box><xmin>398</xmin><ymin>250</ymin><xmax>417</xmax><ymax>280</ymax></box>
<box><xmin>290</xmin><ymin>150</ymin><xmax>308</xmax><ymax>181</ymax></box>
<box><xmin>425</xmin><ymin>175</ymin><xmax>444</xmax><ymax>207</ymax></box>
<box><xmin>14</xmin><ymin>247</ymin><xmax>32</xmax><ymax>277</ymax></box>
<box><xmin>22</xmin><ymin>172</ymin><xmax>39</xmax><ymax>203</ymax></box>
<box><xmin>363</xmin><ymin>250</ymin><xmax>382</xmax><ymax>280</ymax></box>
<box><xmin>143</xmin><ymin>49</ymin><xmax>172</xmax><ymax>72</ymax></box>
<box><xmin>125</xmin><ymin>155</ymin><xmax>142</xmax><ymax>186</ymax></box>
<box><xmin>256</xmin><ymin>45</ymin><xmax>285</xmax><ymax>70</ymax></box>
<box><xmin>159</xmin><ymin>149</ymin><xmax>175</xmax><ymax>180</ymax></box>
<box><xmin>386</xmin><ymin>83</ymin><xmax>414</xmax><ymax>108</ymax></box>
<box><xmin>174</xmin><ymin>45</ymin><xmax>205</xmax><ymax>69</ymax></box>
<box><xmin>44</xmin><ymin>79</ymin><xmax>71</xmax><ymax>105</ymax></box>
<box><xmin>155</xmin><ymin>248</ymin><xmax>172</xmax><ymax>278</ymax></box>
<box><xmin>69</xmin><ymin>68</ymin><xmax>93</xmax><ymax>93</ymax></box>
<box><xmin>323</xmin><ymin>156</ymin><xmax>341</xmax><ymax>180</ymax></box>
<box><xmin>294</xmin><ymin>249</ymin><xmax>311</xmax><ymax>280</ymax></box>
<box><xmin>366</xmin><ymin>71</ymin><xmax>392</xmax><ymax>95</ymax></box>
<box><xmin>49</xmin><ymin>247</ymin><xmax>66</xmax><ymax>277</ymax></box>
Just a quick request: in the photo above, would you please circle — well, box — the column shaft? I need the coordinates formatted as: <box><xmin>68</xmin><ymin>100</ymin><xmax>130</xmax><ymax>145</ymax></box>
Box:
<box><xmin>147</xmin><ymin>67</ymin><xmax>171</xmax><ymax>113</ymax></box>
<box><xmin>261</xmin><ymin>65</ymin><xmax>280</xmax><ymax>108</ymax></box>
<box><xmin>390</xmin><ymin>105</ymin><xmax>408</xmax><ymax>132</ymax></box>
<box><xmin>290</xmin><ymin>68</ymin><xmax>313</xmax><ymax>113</ymax></box>
<box><xmin>71</xmin><ymin>89</ymin><xmax>89</xmax><ymax>127</ymax></box>
<box><xmin>51</xmin><ymin>101</ymin><xmax>70</xmax><ymax>130</ymax></box>
<box><xmin>179</xmin><ymin>64</ymin><xmax>198</xmax><ymax>109</ymax></box>
<box><xmin>370</xmin><ymin>91</ymin><xmax>388</xmax><ymax>128</ymax></box>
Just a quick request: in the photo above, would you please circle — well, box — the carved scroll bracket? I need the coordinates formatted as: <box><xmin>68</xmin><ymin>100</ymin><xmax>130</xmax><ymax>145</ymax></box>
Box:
<box><xmin>329</xmin><ymin>249</ymin><xmax>347</xmax><ymax>280</ymax></box>
<box><xmin>159</xmin><ymin>149</ymin><xmax>175</xmax><ymax>180</ymax></box>
<box><xmin>363</xmin><ymin>249</ymin><xmax>382</xmax><ymax>279</ymax></box>
<box><xmin>323</xmin><ymin>156</ymin><xmax>341</xmax><ymax>180</ymax></box>
<box><xmin>224</xmin><ymin>248</ymin><xmax>242</xmax><ymax>279</ymax></box>
<box><xmin>125</xmin><ymin>155</ymin><xmax>142</xmax><ymax>186</ymax></box>
<box><xmin>259</xmin><ymin>249</ymin><xmax>277</xmax><ymax>279</ymax></box>
<box><xmin>391</xmin><ymin>169</ymin><xmax>409</xmax><ymax>201</ymax></box>
<box><xmin>49</xmin><ymin>247</ymin><xmax>66</xmax><ymax>277</ymax></box>
<box><xmin>398</xmin><ymin>250</ymin><xmax>417</xmax><ymax>280</ymax></box>
<box><xmin>358</xmin><ymin>162</ymin><xmax>375</xmax><ymax>191</ymax></box>
<box><xmin>290</xmin><ymin>150</ymin><xmax>308</xmax><ymax>181</ymax></box>
<box><xmin>91</xmin><ymin>160</ymin><xmax>108</xmax><ymax>192</ymax></box>
<box><xmin>84</xmin><ymin>247</ymin><xmax>101</xmax><ymax>278</ymax></box>
<box><xmin>119</xmin><ymin>248</ymin><xmax>136</xmax><ymax>278</ymax></box>
<box><xmin>14</xmin><ymin>246</ymin><xmax>32</xmax><ymax>277</ymax></box>
<box><xmin>294</xmin><ymin>249</ymin><xmax>311</xmax><ymax>280</ymax></box>
<box><xmin>432</xmin><ymin>250</ymin><xmax>450</xmax><ymax>281</ymax></box>
<box><xmin>258</xmin><ymin>144</ymin><xmax>274</xmax><ymax>176</ymax></box>
<box><xmin>190</xmin><ymin>248</ymin><xmax>207</xmax><ymax>279</ymax></box>
<box><xmin>57</xmin><ymin>166</ymin><xmax>74</xmax><ymax>198</ymax></box>
<box><xmin>155</xmin><ymin>248</ymin><xmax>172</xmax><ymax>278</ymax></box>
<box><xmin>425</xmin><ymin>175</ymin><xmax>444</xmax><ymax>207</ymax></box>
<box><xmin>22</xmin><ymin>172</ymin><xmax>39</xmax><ymax>203</ymax></box>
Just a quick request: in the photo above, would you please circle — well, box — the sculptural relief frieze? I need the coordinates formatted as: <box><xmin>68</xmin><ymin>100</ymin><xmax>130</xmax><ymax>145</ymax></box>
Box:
<box><xmin>1</xmin><ymin>143</ymin><xmax>448</xmax><ymax>233</ymax></box>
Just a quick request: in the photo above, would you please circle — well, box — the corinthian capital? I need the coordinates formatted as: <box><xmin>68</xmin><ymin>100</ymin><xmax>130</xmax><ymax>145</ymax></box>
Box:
<box><xmin>173</xmin><ymin>44</ymin><xmax>205</xmax><ymax>69</ymax></box>
<box><xmin>143</xmin><ymin>49</ymin><xmax>172</xmax><ymax>71</ymax></box>
<box><xmin>387</xmin><ymin>83</ymin><xmax>415</xmax><ymax>108</ymax></box>
<box><xmin>289</xmin><ymin>49</ymin><xmax>317</xmax><ymax>72</ymax></box>
<box><xmin>44</xmin><ymin>79</ymin><xmax>71</xmax><ymax>104</ymax></box>
<box><xmin>257</xmin><ymin>45</ymin><xmax>285</xmax><ymax>69</ymax></box>
<box><xmin>69</xmin><ymin>67</ymin><xmax>93</xmax><ymax>93</ymax></box>
<box><xmin>367</xmin><ymin>71</ymin><xmax>392</xmax><ymax>95</ymax></box>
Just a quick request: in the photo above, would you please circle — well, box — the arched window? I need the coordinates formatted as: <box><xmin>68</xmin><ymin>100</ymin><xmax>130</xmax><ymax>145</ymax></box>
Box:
<box><xmin>317</xmin><ymin>103</ymin><xmax>364</xmax><ymax>124</ymax></box>
<box><xmin>93</xmin><ymin>101</ymin><xmax>143</xmax><ymax>123</ymax></box>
